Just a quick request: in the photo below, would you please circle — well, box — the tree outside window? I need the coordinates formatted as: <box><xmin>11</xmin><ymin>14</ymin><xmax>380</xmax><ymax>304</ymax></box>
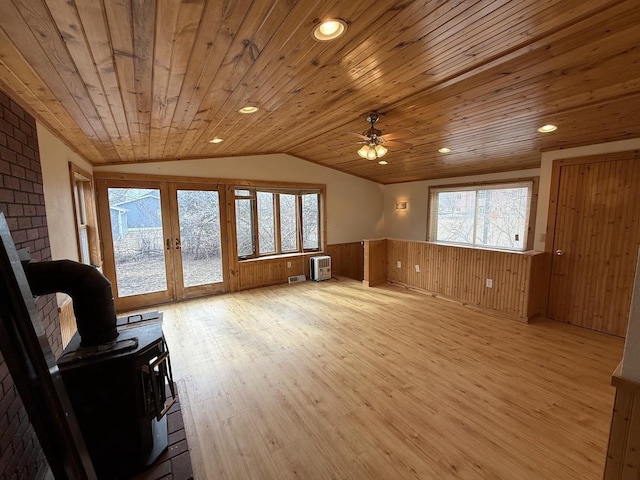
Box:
<box><xmin>234</xmin><ymin>188</ymin><xmax>321</xmax><ymax>259</ymax></box>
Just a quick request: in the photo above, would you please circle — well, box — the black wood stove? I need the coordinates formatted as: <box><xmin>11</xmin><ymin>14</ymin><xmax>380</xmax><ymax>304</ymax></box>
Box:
<box><xmin>20</xmin><ymin>259</ymin><xmax>176</xmax><ymax>479</ymax></box>
<box><xmin>57</xmin><ymin>313</ymin><xmax>175</xmax><ymax>479</ymax></box>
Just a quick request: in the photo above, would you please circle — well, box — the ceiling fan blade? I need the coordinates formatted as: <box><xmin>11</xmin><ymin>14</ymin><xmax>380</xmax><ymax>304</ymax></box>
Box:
<box><xmin>382</xmin><ymin>130</ymin><xmax>414</xmax><ymax>141</ymax></box>
<box><xmin>385</xmin><ymin>140</ymin><xmax>413</xmax><ymax>149</ymax></box>
<box><xmin>347</xmin><ymin>132</ymin><xmax>368</xmax><ymax>141</ymax></box>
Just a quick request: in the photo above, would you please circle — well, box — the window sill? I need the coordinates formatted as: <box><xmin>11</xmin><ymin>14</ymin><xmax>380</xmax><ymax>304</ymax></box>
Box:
<box><xmin>426</xmin><ymin>240</ymin><xmax>540</xmax><ymax>255</ymax></box>
<box><xmin>238</xmin><ymin>251</ymin><xmax>322</xmax><ymax>263</ymax></box>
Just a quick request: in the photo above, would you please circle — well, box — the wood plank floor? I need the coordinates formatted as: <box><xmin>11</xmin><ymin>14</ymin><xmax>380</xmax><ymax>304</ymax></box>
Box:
<box><xmin>134</xmin><ymin>278</ymin><xmax>624</xmax><ymax>479</ymax></box>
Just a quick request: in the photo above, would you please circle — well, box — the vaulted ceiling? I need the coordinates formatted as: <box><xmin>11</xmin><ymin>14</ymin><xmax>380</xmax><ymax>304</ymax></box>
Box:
<box><xmin>1</xmin><ymin>0</ymin><xmax>639</xmax><ymax>184</ymax></box>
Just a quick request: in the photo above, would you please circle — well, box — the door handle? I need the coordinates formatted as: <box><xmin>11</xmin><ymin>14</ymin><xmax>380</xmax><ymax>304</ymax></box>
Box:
<box><xmin>555</xmin><ymin>249</ymin><xmax>564</xmax><ymax>256</ymax></box>
<box><xmin>175</xmin><ymin>238</ymin><xmax>181</xmax><ymax>250</ymax></box>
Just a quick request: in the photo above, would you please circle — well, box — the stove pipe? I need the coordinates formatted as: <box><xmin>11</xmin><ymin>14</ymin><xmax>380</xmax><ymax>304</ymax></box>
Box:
<box><xmin>23</xmin><ymin>260</ymin><xmax>118</xmax><ymax>347</ymax></box>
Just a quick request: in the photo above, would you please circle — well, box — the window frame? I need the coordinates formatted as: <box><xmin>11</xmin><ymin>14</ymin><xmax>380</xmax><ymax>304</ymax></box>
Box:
<box><xmin>427</xmin><ymin>178</ymin><xmax>538</xmax><ymax>252</ymax></box>
<box><xmin>234</xmin><ymin>186</ymin><xmax>323</xmax><ymax>260</ymax></box>
<box><xmin>69</xmin><ymin>163</ymin><xmax>102</xmax><ymax>267</ymax></box>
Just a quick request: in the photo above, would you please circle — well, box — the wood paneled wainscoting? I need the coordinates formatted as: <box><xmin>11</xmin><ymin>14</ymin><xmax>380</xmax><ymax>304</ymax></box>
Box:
<box><xmin>237</xmin><ymin>242</ymin><xmax>365</xmax><ymax>290</ymax></box>
<box><xmin>326</xmin><ymin>242</ymin><xmax>364</xmax><ymax>281</ymax></box>
<box><xmin>364</xmin><ymin>239</ymin><xmax>548</xmax><ymax>321</ymax></box>
<box><xmin>604</xmin><ymin>365</ymin><xmax>640</xmax><ymax>479</ymax></box>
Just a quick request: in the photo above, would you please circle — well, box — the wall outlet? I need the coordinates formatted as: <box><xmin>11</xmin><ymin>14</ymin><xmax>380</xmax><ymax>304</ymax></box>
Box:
<box><xmin>486</xmin><ymin>278</ymin><xmax>493</xmax><ymax>288</ymax></box>
<box><xmin>396</xmin><ymin>261</ymin><xmax>402</xmax><ymax>269</ymax></box>
<box><xmin>415</xmin><ymin>264</ymin><xmax>420</xmax><ymax>273</ymax></box>
<box><xmin>287</xmin><ymin>261</ymin><xmax>292</xmax><ymax>268</ymax></box>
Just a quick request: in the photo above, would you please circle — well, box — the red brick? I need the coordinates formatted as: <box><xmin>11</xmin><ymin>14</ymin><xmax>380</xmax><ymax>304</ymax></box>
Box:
<box><xmin>4</xmin><ymin>109</ymin><xmax>20</xmax><ymax>128</ymax></box>
<box><xmin>18</xmin><ymin>217</ymin><xmax>32</xmax><ymax>229</ymax></box>
<box><xmin>0</xmin><ymin>145</ymin><xmax>17</xmax><ymax>162</ymax></box>
<box><xmin>28</xmin><ymin>193</ymin><xmax>40</xmax><ymax>204</ymax></box>
<box><xmin>22</xmin><ymin>146</ymin><xmax>34</xmax><ymax>160</ymax></box>
<box><xmin>0</xmin><ymin>117</ymin><xmax>12</xmax><ymax>136</ymax></box>
<box><xmin>4</xmin><ymin>175</ymin><xmax>20</xmax><ymax>190</ymax></box>
<box><xmin>25</xmin><ymin>170</ymin><xmax>38</xmax><ymax>182</ymax></box>
<box><xmin>7</xmin><ymin>137</ymin><xmax>21</xmax><ymax>153</ymax></box>
<box><xmin>19</xmin><ymin>179</ymin><xmax>34</xmax><ymax>192</ymax></box>
<box><xmin>5</xmin><ymin>216</ymin><xmax>18</xmax><ymax>230</ymax></box>
<box><xmin>11</xmin><ymin>230</ymin><xmax>27</xmax><ymax>243</ymax></box>
<box><xmin>0</xmin><ymin>411</ymin><xmax>18</xmax><ymax>454</ymax></box>
<box><xmin>23</xmin><ymin>205</ymin><xmax>36</xmax><ymax>216</ymax></box>
<box><xmin>13</xmin><ymin>191</ymin><xmax>28</xmax><ymax>204</ymax></box>
<box><xmin>7</xmin><ymin>204</ymin><xmax>23</xmax><ymax>216</ymax></box>
<box><xmin>171</xmin><ymin>451</ymin><xmax>194</xmax><ymax>480</ymax></box>
<box><xmin>19</xmin><ymin>120</ymin><xmax>32</xmax><ymax>137</ymax></box>
<box><xmin>9</xmin><ymin>164</ymin><xmax>25</xmax><ymax>179</ymax></box>
<box><xmin>0</xmin><ymin>189</ymin><xmax>14</xmax><ymax>203</ymax></box>
<box><xmin>26</xmin><ymin>228</ymin><xmax>39</xmax><ymax>240</ymax></box>
<box><xmin>16</xmin><ymin>154</ymin><xmax>31</xmax><ymax>170</ymax></box>
<box><xmin>8</xmin><ymin>100</ymin><xmax>24</xmax><ymax>119</ymax></box>
<box><xmin>0</xmin><ymin>131</ymin><xmax>6</xmax><ymax>146</ymax></box>
<box><xmin>13</xmin><ymin>129</ymin><xmax>27</xmax><ymax>147</ymax></box>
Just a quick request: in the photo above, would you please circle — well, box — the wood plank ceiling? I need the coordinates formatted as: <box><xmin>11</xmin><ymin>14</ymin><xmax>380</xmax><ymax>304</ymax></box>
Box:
<box><xmin>0</xmin><ymin>0</ymin><xmax>639</xmax><ymax>184</ymax></box>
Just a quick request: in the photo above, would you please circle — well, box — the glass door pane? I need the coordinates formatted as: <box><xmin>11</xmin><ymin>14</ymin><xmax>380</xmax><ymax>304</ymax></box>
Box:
<box><xmin>176</xmin><ymin>189</ymin><xmax>225</xmax><ymax>292</ymax></box>
<box><xmin>107</xmin><ymin>187</ymin><xmax>168</xmax><ymax>297</ymax></box>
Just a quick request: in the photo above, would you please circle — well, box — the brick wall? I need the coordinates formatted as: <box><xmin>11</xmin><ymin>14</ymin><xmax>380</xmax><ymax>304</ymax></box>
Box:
<box><xmin>0</xmin><ymin>90</ymin><xmax>59</xmax><ymax>479</ymax></box>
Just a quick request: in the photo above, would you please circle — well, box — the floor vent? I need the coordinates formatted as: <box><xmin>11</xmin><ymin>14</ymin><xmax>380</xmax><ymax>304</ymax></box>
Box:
<box><xmin>288</xmin><ymin>275</ymin><xmax>306</xmax><ymax>284</ymax></box>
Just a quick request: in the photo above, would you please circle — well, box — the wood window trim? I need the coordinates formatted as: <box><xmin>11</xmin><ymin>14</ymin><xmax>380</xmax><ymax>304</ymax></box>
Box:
<box><xmin>69</xmin><ymin>163</ymin><xmax>102</xmax><ymax>268</ymax></box>
<box><xmin>234</xmin><ymin>186</ymin><xmax>325</xmax><ymax>261</ymax></box>
<box><xmin>427</xmin><ymin>177</ymin><xmax>539</xmax><ymax>252</ymax></box>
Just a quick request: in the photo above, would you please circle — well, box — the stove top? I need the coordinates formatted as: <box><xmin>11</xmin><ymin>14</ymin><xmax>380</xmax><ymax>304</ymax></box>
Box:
<box><xmin>58</xmin><ymin>311</ymin><xmax>163</xmax><ymax>365</ymax></box>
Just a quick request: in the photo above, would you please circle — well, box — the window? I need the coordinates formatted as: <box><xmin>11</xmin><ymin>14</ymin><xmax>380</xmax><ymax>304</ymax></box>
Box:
<box><xmin>69</xmin><ymin>163</ymin><xmax>101</xmax><ymax>266</ymax></box>
<box><xmin>234</xmin><ymin>187</ymin><xmax>322</xmax><ymax>259</ymax></box>
<box><xmin>429</xmin><ymin>181</ymin><xmax>535</xmax><ymax>251</ymax></box>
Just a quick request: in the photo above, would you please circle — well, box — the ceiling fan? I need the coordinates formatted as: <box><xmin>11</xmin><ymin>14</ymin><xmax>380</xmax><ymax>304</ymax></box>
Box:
<box><xmin>351</xmin><ymin>112</ymin><xmax>412</xmax><ymax>163</ymax></box>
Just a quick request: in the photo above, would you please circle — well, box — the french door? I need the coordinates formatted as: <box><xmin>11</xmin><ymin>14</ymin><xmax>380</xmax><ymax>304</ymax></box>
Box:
<box><xmin>96</xmin><ymin>179</ymin><xmax>228</xmax><ymax>311</ymax></box>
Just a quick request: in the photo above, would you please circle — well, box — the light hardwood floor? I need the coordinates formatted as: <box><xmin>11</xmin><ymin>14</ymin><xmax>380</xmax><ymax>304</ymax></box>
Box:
<box><xmin>136</xmin><ymin>278</ymin><xmax>624</xmax><ymax>479</ymax></box>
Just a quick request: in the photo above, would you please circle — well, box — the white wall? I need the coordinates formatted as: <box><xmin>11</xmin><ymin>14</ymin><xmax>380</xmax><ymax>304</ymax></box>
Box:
<box><xmin>37</xmin><ymin>123</ymin><xmax>93</xmax><ymax>262</ymax></box>
<box><xmin>383</xmin><ymin>169</ymin><xmax>540</xmax><ymax>241</ymax></box>
<box><xmin>94</xmin><ymin>154</ymin><xmax>385</xmax><ymax>244</ymax></box>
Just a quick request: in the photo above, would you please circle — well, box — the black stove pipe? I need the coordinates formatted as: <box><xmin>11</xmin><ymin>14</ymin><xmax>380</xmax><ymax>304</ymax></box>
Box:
<box><xmin>23</xmin><ymin>260</ymin><xmax>118</xmax><ymax>347</ymax></box>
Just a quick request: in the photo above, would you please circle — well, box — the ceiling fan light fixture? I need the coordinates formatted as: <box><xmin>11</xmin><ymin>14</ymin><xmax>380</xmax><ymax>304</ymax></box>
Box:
<box><xmin>366</xmin><ymin>147</ymin><xmax>377</xmax><ymax>161</ymax></box>
<box><xmin>537</xmin><ymin>124</ymin><xmax>557</xmax><ymax>133</ymax></box>
<box><xmin>238</xmin><ymin>106</ymin><xmax>259</xmax><ymax>114</ymax></box>
<box><xmin>375</xmin><ymin>144</ymin><xmax>388</xmax><ymax>157</ymax></box>
<box><xmin>357</xmin><ymin>145</ymin><xmax>369</xmax><ymax>158</ymax></box>
<box><xmin>313</xmin><ymin>19</ymin><xmax>347</xmax><ymax>41</ymax></box>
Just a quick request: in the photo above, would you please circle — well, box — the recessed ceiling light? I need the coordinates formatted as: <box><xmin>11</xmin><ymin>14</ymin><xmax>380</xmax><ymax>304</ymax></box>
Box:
<box><xmin>537</xmin><ymin>124</ymin><xmax>557</xmax><ymax>133</ymax></box>
<box><xmin>238</xmin><ymin>106</ymin><xmax>258</xmax><ymax>114</ymax></box>
<box><xmin>312</xmin><ymin>19</ymin><xmax>347</xmax><ymax>41</ymax></box>
<box><xmin>209</xmin><ymin>138</ymin><xmax>223</xmax><ymax>144</ymax></box>
<box><xmin>378</xmin><ymin>160</ymin><xmax>388</xmax><ymax>165</ymax></box>
<box><xmin>438</xmin><ymin>147</ymin><xmax>451</xmax><ymax>153</ymax></box>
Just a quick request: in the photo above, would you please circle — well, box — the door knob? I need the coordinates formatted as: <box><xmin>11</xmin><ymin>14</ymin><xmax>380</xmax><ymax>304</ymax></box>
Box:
<box><xmin>555</xmin><ymin>249</ymin><xmax>564</xmax><ymax>256</ymax></box>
